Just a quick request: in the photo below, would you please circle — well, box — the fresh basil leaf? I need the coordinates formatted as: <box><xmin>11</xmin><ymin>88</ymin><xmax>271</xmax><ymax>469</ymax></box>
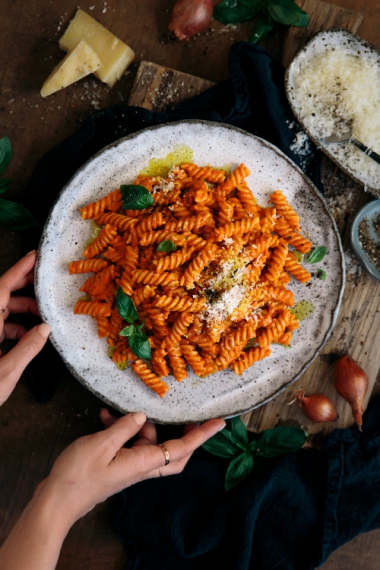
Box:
<box><xmin>267</xmin><ymin>0</ymin><xmax>308</xmax><ymax>26</ymax></box>
<box><xmin>0</xmin><ymin>198</ymin><xmax>39</xmax><ymax>230</ymax></box>
<box><xmin>291</xmin><ymin>4</ymin><xmax>309</xmax><ymax>26</ymax></box>
<box><xmin>121</xmin><ymin>184</ymin><xmax>154</xmax><ymax>210</ymax></box>
<box><xmin>128</xmin><ymin>329</ymin><xmax>152</xmax><ymax>360</ymax></box>
<box><xmin>267</xmin><ymin>4</ymin><xmax>301</xmax><ymax>25</ymax></box>
<box><xmin>213</xmin><ymin>0</ymin><xmax>264</xmax><ymax>25</ymax></box>
<box><xmin>157</xmin><ymin>240</ymin><xmax>177</xmax><ymax>252</ymax></box>
<box><xmin>223</xmin><ymin>425</ymin><xmax>248</xmax><ymax>451</ymax></box>
<box><xmin>307</xmin><ymin>246</ymin><xmax>327</xmax><ymax>264</ymax></box>
<box><xmin>247</xmin><ymin>440</ymin><xmax>257</xmax><ymax>453</ymax></box>
<box><xmin>0</xmin><ymin>136</ymin><xmax>12</xmax><ymax>176</ymax></box>
<box><xmin>0</xmin><ymin>178</ymin><xmax>12</xmax><ymax>194</ymax></box>
<box><xmin>116</xmin><ymin>287</ymin><xmax>138</xmax><ymax>324</ymax></box>
<box><xmin>202</xmin><ymin>428</ymin><xmax>246</xmax><ymax>458</ymax></box>
<box><xmin>225</xmin><ymin>452</ymin><xmax>254</xmax><ymax>491</ymax></box>
<box><xmin>119</xmin><ymin>324</ymin><xmax>136</xmax><ymax>337</ymax></box>
<box><xmin>229</xmin><ymin>416</ymin><xmax>249</xmax><ymax>446</ymax></box>
<box><xmin>316</xmin><ymin>269</ymin><xmax>326</xmax><ymax>280</ymax></box>
<box><xmin>250</xmin><ymin>17</ymin><xmax>274</xmax><ymax>43</ymax></box>
<box><xmin>255</xmin><ymin>427</ymin><xmax>307</xmax><ymax>457</ymax></box>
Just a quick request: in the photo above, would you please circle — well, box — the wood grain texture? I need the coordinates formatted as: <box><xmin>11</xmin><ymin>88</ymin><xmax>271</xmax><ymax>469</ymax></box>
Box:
<box><xmin>128</xmin><ymin>61</ymin><xmax>215</xmax><ymax>111</ymax></box>
<box><xmin>282</xmin><ymin>0</ymin><xmax>363</xmax><ymax>67</ymax></box>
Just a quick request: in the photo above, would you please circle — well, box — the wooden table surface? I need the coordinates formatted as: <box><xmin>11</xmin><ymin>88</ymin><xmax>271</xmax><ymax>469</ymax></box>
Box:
<box><xmin>1</xmin><ymin>1</ymin><xmax>380</xmax><ymax>568</ymax></box>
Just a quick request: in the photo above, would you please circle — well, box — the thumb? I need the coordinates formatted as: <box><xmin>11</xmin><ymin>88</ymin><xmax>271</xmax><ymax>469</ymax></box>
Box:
<box><xmin>0</xmin><ymin>323</ymin><xmax>50</xmax><ymax>405</ymax></box>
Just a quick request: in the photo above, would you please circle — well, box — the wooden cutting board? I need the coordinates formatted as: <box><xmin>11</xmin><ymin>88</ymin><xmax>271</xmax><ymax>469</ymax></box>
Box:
<box><xmin>127</xmin><ymin>1</ymin><xmax>380</xmax><ymax>442</ymax></box>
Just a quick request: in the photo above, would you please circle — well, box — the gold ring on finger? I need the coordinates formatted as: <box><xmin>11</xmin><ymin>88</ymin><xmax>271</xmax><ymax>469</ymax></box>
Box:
<box><xmin>158</xmin><ymin>443</ymin><xmax>170</xmax><ymax>466</ymax></box>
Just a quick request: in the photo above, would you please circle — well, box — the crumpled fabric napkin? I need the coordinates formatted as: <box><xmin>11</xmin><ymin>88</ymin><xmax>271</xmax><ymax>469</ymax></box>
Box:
<box><xmin>18</xmin><ymin>41</ymin><xmax>322</xmax><ymax>401</ymax></box>
<box><xmin>115</xmin><ymin>396</ymin><xmax>380</xmax><ymax>570</ymax></box>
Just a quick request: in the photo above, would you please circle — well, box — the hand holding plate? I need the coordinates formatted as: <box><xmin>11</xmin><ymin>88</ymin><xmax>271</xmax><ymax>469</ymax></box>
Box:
<box><xmin>0</xmin><ymin>251</ymin><xmax>50</xmax><ymax>405</ymax></box>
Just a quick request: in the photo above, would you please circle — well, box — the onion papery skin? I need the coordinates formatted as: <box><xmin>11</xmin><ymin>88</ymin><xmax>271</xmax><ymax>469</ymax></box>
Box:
<box><xmin>334</xmin><ymin>355</ymin><xmax>369</xmax><ymax>431</ymax></box>
<box><xmin>168</xmin><ymin>0</ymin><xmax>213</xmax><ymax>41</ymax></box>
<box><xmin>295</xmin><ymin>390</ymin><xmax>338</xmax><ymax>423</ymax></box>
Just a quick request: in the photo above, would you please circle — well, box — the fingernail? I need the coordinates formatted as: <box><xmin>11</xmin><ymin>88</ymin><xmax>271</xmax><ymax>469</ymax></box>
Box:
<box><xmin>217</xmin><ymin>421</ymin><xmax>226</xmax><ymax>432</ymax></box>
<box><xmin>131</xmin><ymin>412</ymin><xmax>146</xmax><ymax>426</ymax></box>
<box><xmin>37</xmin><ymin>323</ymin><xmax>50</xmax><ymax>338</ymax></box>
<box><xmin>26</xmin><ymin>250</ymin><xmax>36</xmax><ymax>256</ymax></box>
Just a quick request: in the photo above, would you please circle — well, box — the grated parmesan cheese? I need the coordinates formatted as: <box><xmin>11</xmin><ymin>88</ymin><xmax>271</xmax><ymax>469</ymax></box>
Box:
<box><xmin>289</xmin><ymin>36</ymin><xmax>380</xmax><ymax>189</ymax></box>
<box><xmin>152</xmin><ymin>178</ymin><xmax>175</xmax><ymax>194</ymax></box>
<box><xmin>204</xmin><ymin>284</ymin><xmax>245</xmax><ymax>324</ymax></box>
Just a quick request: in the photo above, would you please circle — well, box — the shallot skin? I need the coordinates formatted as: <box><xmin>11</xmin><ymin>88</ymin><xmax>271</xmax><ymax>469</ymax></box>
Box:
<box><xmin>168</xmin><ymin>0</ymin><xmax>213</xmax><ymax>41</ymax></box>
<box><xmin>334</xmin><ymin>355</ymin><xmax>369</xmax><ymax>431</ymax></box>
<box><xmin>295</xmin><ymin>390</ymin><xmax>338</xmax><ymax>423</ymax></box>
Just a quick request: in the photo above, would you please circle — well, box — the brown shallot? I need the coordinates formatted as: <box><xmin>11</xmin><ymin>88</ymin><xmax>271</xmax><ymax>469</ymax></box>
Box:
<box><xmin>294</xmin><ymin>389</ymin><xmax>338</xmax><ymax>423</ymax></box>
<box><xmin>334</xmin><ymin>355</ymin><xmax>369</xmax><ymax>431</ymax></box>
<box><xmin>168</xmin><ymin>0</ymin><xmax>213</xmax><ymax>41</ymax></box>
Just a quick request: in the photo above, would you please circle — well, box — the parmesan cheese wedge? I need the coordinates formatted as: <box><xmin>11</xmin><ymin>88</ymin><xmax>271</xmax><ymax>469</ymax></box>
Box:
<box><xmin>40</xmin><ymin>40</ymin><xmax>101</xmax><ymax>97</ymax></box>
<box><xmin>59</xmin><ymin>9</ymin><xmax>135</xmax><ymax>88</ymax></box>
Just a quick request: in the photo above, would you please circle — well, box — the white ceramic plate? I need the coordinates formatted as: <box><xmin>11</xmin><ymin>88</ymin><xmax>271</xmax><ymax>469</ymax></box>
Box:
<box><xmin>36</xmin><ymin>121</ymin><xmax>345</xmax><ymax>423</ymax></box>
<box><xmin>285</xmin><ymin>29</ymin><xmax>380</xmax><ymax>197</ymax></box>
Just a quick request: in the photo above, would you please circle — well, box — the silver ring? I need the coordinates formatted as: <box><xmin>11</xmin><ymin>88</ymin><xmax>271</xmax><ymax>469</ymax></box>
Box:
<box><xmin>158</xmin><ymin>443</ymin><xmax>170</xmax><ymax>466</ymax></box>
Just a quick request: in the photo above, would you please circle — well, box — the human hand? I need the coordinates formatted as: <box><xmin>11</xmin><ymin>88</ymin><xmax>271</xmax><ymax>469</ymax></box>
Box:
<box><xmin>99</xmin><ymin>408</ymin><xmax>217</xmax><ymax>477</ymax></box>
<box><xmin>0</xmin><ymin>251</ymin><xmax>50</xmax><ymax>405</ymax></box>
<box><xmin>37</xmin><ymin>411</ymin><xmax>226</xmax><ymax>528</ymax></box>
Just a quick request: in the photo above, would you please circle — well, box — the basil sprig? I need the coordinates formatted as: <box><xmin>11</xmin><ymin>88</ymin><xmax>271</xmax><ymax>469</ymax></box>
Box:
<box><xmin>121</xmin><ymin>184</ymin><xmax>154</xmax><ymax>210</ymax></box>
<box><xmin>157</xmin><ymin>240</ymin><xmax>177</xmax><ymax>252</ymax></box>
<box><xmin>213</xmin><ymin>0</ymin><xmax>309</xmax><ymax>45</ymax></box>
<box><xmin>203</xmin><ymin>416</ymin><xmax>307</xmax><ymax>491</ymax></box>
<box><xmin>0</xmin><ymin>137</ymin><xmax>39</xmax><ymax>231</ymax></box>
<box><xmin>116</xmin><ymin>287</ymin><xmax>152</xmax><ymax>360</ymax></box>
<box><xmin>307</xmin><ymin>246</ymin><xmax>327</xmax><ymax>264</ymax></box>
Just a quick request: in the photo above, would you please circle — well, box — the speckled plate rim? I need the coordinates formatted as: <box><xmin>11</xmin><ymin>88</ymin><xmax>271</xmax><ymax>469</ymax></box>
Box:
<box><xmin>35</xmin><ymin>119</ymin><xmax>346</xmax><ymax>423</ymax></box>
<box><xmin>350</xmin><ymin>199</ymin><xmax>380</xmax><ymax>280</ymax></box>
<box><xmin>285</xmin><ymin>28</ymin><xmax>380</xmax><ymax>198</ymax></box>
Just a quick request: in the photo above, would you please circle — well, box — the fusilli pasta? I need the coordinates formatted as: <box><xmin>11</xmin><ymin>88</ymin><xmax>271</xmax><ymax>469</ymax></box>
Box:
<box><xmin>69</xmin><ymin>162</ymin><xmax>314</xmax><ymax>397</ymax></box>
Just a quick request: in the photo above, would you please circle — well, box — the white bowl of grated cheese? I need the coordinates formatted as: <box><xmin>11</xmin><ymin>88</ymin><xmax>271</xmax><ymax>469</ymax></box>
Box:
<box><xmin>285</xmin><ymin>29</ymin><xmax>380</xmax><ymax>196</ymax></box>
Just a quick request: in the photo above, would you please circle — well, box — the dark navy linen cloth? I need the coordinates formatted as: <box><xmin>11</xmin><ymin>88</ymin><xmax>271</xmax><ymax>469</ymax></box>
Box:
<box><xmin>114</xmin><ymin>396</ymin><xmax>380</xmax><ymax>570</ymax></box>
<box><xmin>18</xmin><ymin>41</ymin><xmax>322</xmax><ymax>402</ymax></box>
